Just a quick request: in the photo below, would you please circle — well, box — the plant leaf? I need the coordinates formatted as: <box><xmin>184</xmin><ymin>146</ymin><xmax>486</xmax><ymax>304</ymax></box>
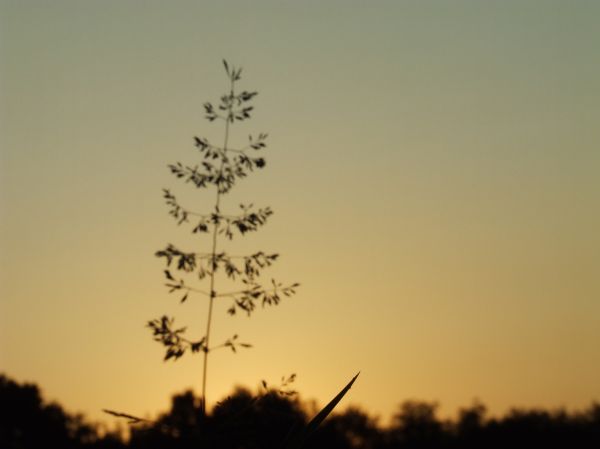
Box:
<box><xmin>282</xmin><ymin>372</ymin><xmax>360</xmax><ymax>449</ymax></box>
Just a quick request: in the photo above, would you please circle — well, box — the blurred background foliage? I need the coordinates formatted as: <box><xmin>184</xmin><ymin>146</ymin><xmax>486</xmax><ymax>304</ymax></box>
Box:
<box><xmin>2</xmin><ymin>374</ymin><xmax>599</xmax><ymax>449</ymax></box>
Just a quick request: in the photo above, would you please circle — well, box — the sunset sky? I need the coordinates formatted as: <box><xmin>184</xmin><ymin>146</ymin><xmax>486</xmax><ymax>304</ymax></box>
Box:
<box><xmin>1</xmin><ymin>0</ymin><xmax>599</xmax><ymax>426</ymax></box>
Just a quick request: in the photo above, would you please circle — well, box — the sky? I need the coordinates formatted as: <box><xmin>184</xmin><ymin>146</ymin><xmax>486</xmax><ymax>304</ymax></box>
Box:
<box><xmin>1</xmin><ymin>0</ymin><xmax>599</xmax><ymax>426</ymax></box>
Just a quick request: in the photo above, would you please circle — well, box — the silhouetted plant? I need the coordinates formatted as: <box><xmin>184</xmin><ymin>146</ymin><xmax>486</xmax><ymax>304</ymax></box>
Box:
<box><xmin>104</xmin><ymin>62</ymin><xmax>357</xmax><ymax>447</ymax></box>
<box><xmin>149</xmin><ymin>60</ymin><xmax>299</xmax><ymax>414</ymax></box>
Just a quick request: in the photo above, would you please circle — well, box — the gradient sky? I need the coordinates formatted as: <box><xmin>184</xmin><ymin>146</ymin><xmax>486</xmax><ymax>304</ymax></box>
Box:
<box><xmin>1</xmin><ymin>0</ymin><xmax>599</xmax><ymax>426</ymax></box>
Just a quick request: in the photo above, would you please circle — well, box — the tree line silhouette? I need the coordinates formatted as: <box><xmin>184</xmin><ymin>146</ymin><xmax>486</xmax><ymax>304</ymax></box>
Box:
<box><xmin>2</xmin><ymin>373</ymin><xmax>599</xmax><ymax>448</ymax></box>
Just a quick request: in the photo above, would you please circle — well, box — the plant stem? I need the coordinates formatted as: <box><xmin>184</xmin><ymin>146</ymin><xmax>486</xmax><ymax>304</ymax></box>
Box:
<box><xmin>200</xmin><ymin>78</ymin><xmax>234</xmax><ymax>415</ymax></box>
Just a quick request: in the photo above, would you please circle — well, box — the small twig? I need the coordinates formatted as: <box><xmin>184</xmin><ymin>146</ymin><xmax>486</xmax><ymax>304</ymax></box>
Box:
<box><xmin>183</xmin><ymin>285</ymin><xmax>211</xmax><ymax>296</ymax></box>
<box><xmin>216</xmin><ymin>287</ymin><xmax>277</xmax><ymax>298</ymax></box>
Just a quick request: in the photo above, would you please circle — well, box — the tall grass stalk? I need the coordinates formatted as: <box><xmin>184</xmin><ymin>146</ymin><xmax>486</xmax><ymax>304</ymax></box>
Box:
<box><xmin>149</xmin><ymin>61</ymin><xmax>299</xmax><ymax>415</ymax></box>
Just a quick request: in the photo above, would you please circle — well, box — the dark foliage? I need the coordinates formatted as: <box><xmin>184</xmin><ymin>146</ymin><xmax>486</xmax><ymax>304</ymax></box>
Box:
<box><xmin>126</xmin><ymin>387</ymin><xmax>307</xmax><ymax>449</ymax></box>
<box><xmin>3</xmin><ymin>373</ymin><xmax>599</xmax><ymax>449</ymax></box>
<box><xmin>0</xmin><ymin>374</ymin><xmax>124</xmax><ymax>449</ymax></box>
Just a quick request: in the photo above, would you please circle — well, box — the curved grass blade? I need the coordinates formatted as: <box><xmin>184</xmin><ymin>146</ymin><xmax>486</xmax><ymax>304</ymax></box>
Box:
<box><xmin>282</xmin><ymin>372</ymin><xmax>360</xmax><ymax>449</ymax></box>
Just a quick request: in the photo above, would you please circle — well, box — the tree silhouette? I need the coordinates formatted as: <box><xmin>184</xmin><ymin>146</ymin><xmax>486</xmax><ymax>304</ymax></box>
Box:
<box><xmin>310</xmin><ymin>406</ymin><xmax>381</xmax><ymax>449</ymax></box>
<box><xmin>388</xmin><ymin>400</ymin><xmax>447</xmax><ymax>449</ymax></box>
<box><xmin>0</xmin><ymin>374</ymin><xmax>123</xmax><ymax>449</ymax></box>
<box><xmin>454</xmin><ymin>400</ymin><xmax>486</xmax><ymax>449</ymax></box>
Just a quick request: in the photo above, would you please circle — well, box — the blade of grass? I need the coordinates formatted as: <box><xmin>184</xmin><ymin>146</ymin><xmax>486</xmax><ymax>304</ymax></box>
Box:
<box><xmin>282</xmin><ymin>372</ymin><xmax>360</xmax><ymax>449</ymax></box>
<box><xmin>102</xmin><ymin>409</ymin><xmax>151</xmax><ymax>424</ymax></box>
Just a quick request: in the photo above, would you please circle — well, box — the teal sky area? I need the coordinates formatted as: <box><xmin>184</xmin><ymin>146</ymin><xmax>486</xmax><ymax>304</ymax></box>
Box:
<box><xmin>1</xmin><ymin>0</ymin><xmax>599</xmax><ymax>426</ymax></box>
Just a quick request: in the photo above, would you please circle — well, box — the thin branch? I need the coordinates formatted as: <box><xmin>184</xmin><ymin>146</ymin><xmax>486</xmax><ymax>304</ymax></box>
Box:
<box><xmin>216</xmin><ymin>286</ymin><xmax>279</xmax><ymax>298</ymax></box>
<box><xmin>164</xmin><ymin>197</ymin><xmax>267</xmax><ymax>221</ymax></box>
<box><xmin>192</xmin><ymin>251</ymin><xmax>277</xmax><ymax>259</ymax></box>
<box><xmin>183</xmin><ymin>286</ymin><xmax>211</xmax><ymax>296</ymax></box>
